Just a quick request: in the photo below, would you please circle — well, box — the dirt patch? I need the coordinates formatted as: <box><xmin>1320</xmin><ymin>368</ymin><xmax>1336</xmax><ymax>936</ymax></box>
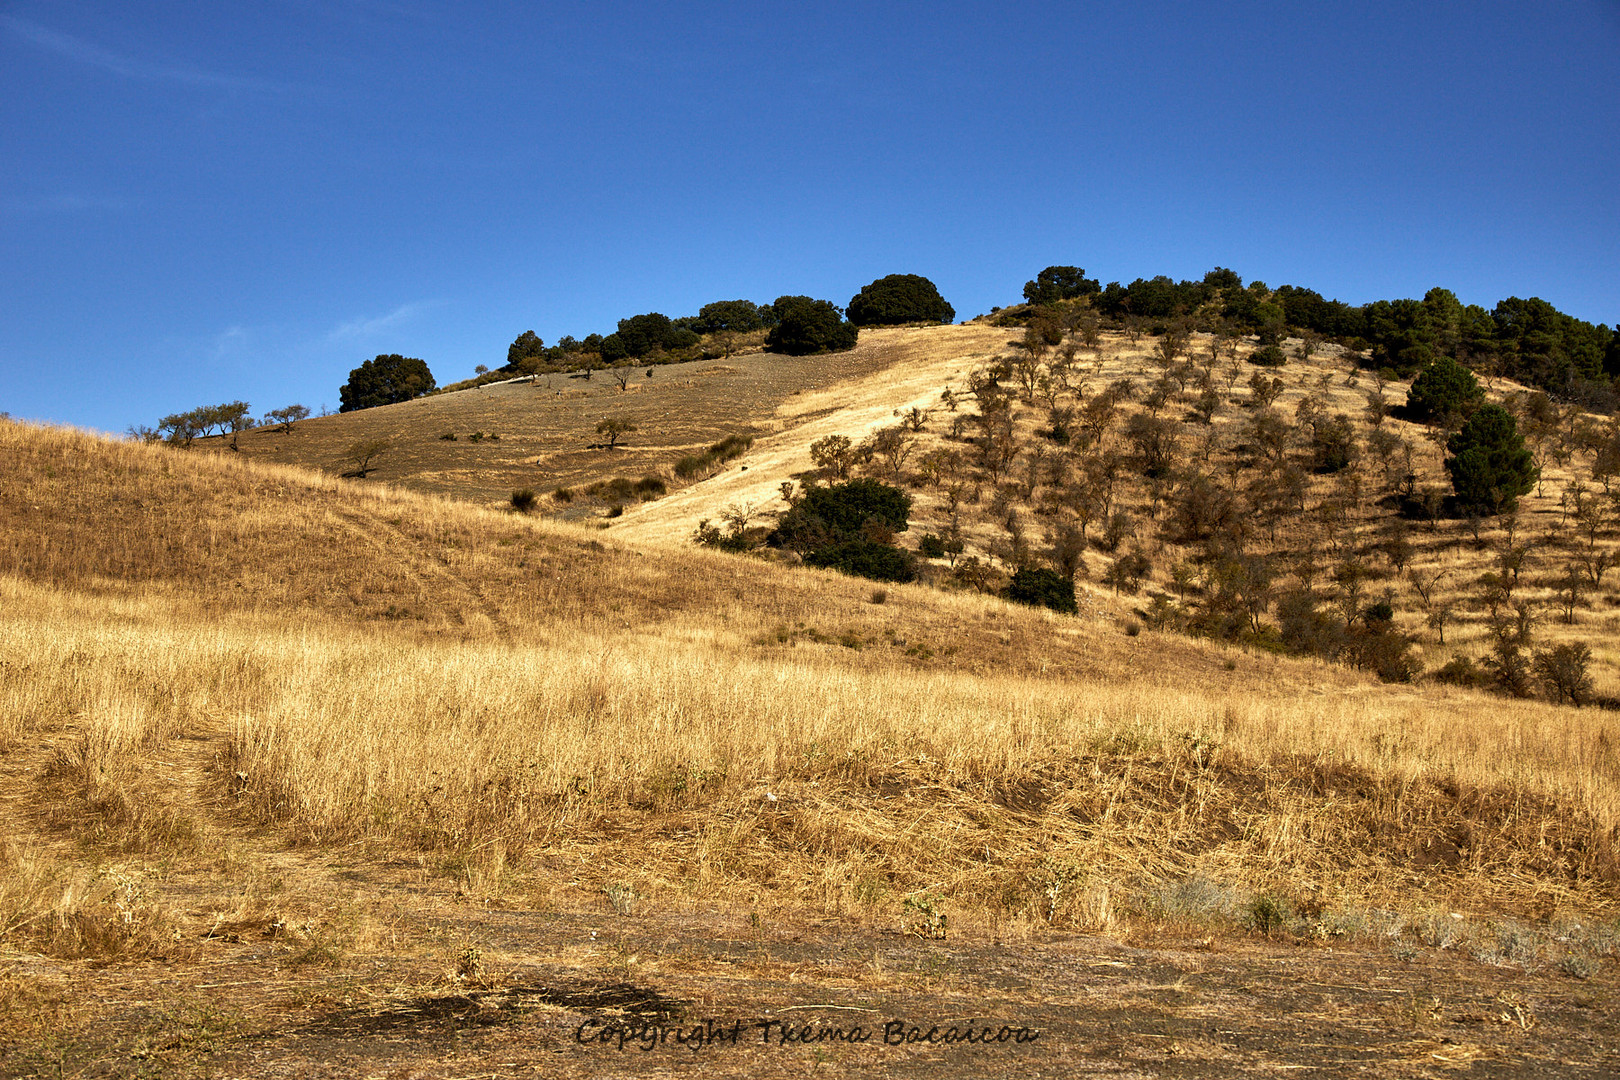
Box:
<box><xmin>6</xmin><ymin>905</ymin><xmax>1615</xmax><ymax>1078</ymax></box>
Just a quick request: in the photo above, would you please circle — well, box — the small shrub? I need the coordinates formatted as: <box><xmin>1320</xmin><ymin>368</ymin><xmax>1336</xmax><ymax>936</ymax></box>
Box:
<box><xmin>1141</xmin><ymin>876</ymin><xmax>1240</xmax><ymax>926</ymax></box>
<box><xmin>709</xmin><ymin>433</ymin><xmax>754</xmax><ymax>461</ymax></box>
<box><xmin>1006</xmin><ymin>566</ymin><xmax>1078</xmax><ymax>615</ymax></box>
<box><xmin>439</xmin><ymin>432</ymin><xmax>458</xmax><ymax>441</ymax></box>
<box><xmin>1560</xmin><ymin>951</ymin><xmax>1598</xmax><ymax>980</ymax></box>
<box><xmin>870</xmin><ymin>589</ymin><xmax>888</xmax><ymax>604</ymax></box>
<box><xmin>1432</xmin><ymin>656</ymin><xmax>1487</xmax><ymax>688</ymax></box>
<box><xmin>1246</xmin><ymin>894</ymin><xmax>1292</xmax><ymax>935</ymax></box>
<box><xmin>902</xmin><ymin>893</ymin><xmax>948</xmax><ymax>939</ymax></box>
<box><xmin>1534</xmin><ymin>642</ymin><xmax>1594</xmax><ymax>706</ymax></box>
<box><xmin>591</xmin><ymin>478</ymin><xmax>626</xmax><ymax>498</ymax></box>
<box><xmin>456</xmin><ymin>945</ymin><xmax>485</xmax><ymax>980</ymax></box>
<box><xmin>510</xmin><ymin>488</ymin><xmax>538</xmax><ymax>513</ymax></box>
<box><xmin>1124</xmin><ymin>621</ymin><xmax>1142</xmax><ymax>637</ymax></box>
<box><xmin>606</xmin><ymin>504</ymin><xmax>624</xmax><ymax>518</ymax></box>
<box><xmin>552</xmin><ymin>487</ymin><xmax>574</xmax><ymax>503</ymax></box>
<box><xmin>918</xmin><ymin>533</ymin><xmax>947</xmax><ymax>559</ymax></box>
<box><xmin>1249</xmin><ymin>344</ymin><xmax>1287</xmax><ymax>367</ymax></box>
<box><xmin>673</xmin><ymin>434</ymin><xmax>755</xmax><ymax>481</ymax></box>
<box><xmin>603</xmin><ymin>884</ymin><xmax>636</xmax><ymax>916</ymax></box>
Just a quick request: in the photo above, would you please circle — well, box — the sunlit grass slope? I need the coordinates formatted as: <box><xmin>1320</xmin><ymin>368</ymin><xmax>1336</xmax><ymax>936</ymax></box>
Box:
<box><xmin>2</xmin><ymin>418</ymin><xmax>1617</xmax><ymax>945</ymax></box>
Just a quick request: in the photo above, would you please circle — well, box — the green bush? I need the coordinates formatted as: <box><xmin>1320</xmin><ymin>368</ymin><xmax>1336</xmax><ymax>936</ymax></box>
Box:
<box><xmin>846</xmin><ymin>274</ymin><xmax>955</xmax><ymax>326</ymax></box>
<box><xmin>805</xmin><ymin>540</ymin><xmax>917</xmax><ymax>583</ymax></box>
<box><xmin>798</xmin><ymin>478</ymin><xmax>911</xmax><ymax>538</ymax></box>
<box><xmin>510</xmin><ymin>488</ymin><xmax>538</xmax><ymax>513</ymax></box>
<box><xmin>918</xmin><ymin>533</ymin><xmax>947</xmax><ymax>559</ymax></box>
<box><xmin>1246</xmin><ymin>895</ymin><xmax>1293</xmax><ymax>935</ymax></box>
<box><xmin>765</xmin><ymin>296</ymin><xmax>858</xmax><ymax>356</ymax></box>
<box><xmin>1249</xmin><ymin>344</ymin><xmax>1287</xmax><ymax>367</ymax></box>
<box><xmin>1406</xmin><ymin>356</ymin><xmax>1483</xmax><ymax>423</ymax></box>
<box><xmin>1005</xmin><ymin>566</ymin><xmax>1078</xmax><ymax>614</ymax></box>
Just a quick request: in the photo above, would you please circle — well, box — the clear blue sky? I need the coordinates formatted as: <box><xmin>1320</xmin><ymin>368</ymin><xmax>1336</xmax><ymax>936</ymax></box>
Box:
<box><xmin>4</xmin><ymin>1</ymin><xmax>1617</xmax><ymax>433</ymax></box>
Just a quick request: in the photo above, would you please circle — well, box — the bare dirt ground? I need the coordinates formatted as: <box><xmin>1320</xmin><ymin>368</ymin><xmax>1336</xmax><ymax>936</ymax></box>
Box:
<box><xmin>7</xmin><ymin>891</ymin><xmax>1615</xmax><ymax>1078</ymax></box>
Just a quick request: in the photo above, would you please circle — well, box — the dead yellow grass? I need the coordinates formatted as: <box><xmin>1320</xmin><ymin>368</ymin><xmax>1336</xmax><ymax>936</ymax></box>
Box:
<box><xmin>613</xmin><ymin>324</ymin><xmax>1008</xmax><ymax>544</ymax></box>
<box><xmin>2</xmin><ymin>416</ymin><xmax>1619</xmax><ymax>962</ymax></box>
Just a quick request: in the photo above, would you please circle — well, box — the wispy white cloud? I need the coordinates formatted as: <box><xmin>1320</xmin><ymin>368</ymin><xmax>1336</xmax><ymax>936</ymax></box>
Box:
<box><xmin>326</xmin><ymin>302</ymin><xmax>433</xmax><ymax>342</ymax></box>
<box><xmin>1</xmin><ymin>14</ymin><xmax>284</xmax><ymax>92</ymax></box>
<box><xmin>211</xmin><ymin>325</ymin><xmax>248</xmax><ymax>360</ymax></box>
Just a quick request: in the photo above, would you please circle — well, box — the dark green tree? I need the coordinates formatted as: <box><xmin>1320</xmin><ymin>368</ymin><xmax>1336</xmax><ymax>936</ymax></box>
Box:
<box><xmin>1445</xmin><ymin>403</ymin><xmax>1537</xmax><ymax>515</ymax></box>
<box><xmin>507</xmin><ymin>330</ymin><xmax>545</xmax><ymax>369</ymax></box>
<box><xmin>846</xmin><ymin>274</ymin><xmax>955</xmax><ymax>326</ymax></box>
<box><xmin>694</xmin><ymin>300</ymin><xmax>770</xmax><ymax>334</ymax></box>
<box><xmin>765</xmin><ymin>296</ymin><xmax>858</xmax><ymax>355</ymax></box>
<box><xmin>1405</xmin><ymin>356</ymin><xmax>1483</xmax><ymax>423</ymax></box>
<box><xmin>1492</xmin><ymin>296</ymin><xmax>1608</xmax><ymax>389</ymax></box>
<box><xmin>1022</xmin><ymin>266</ymin><xmax>1101</xmax><ymax>307</ymax></box>
<box><xmin>339</xmin><ymin>355</ymin><xmax>435</xmax><ymax>412</ymax></box>
<box><xmin>615</xmin><ymin>312</ymin><xmax>699</xmax><ymax>357</ymax></box>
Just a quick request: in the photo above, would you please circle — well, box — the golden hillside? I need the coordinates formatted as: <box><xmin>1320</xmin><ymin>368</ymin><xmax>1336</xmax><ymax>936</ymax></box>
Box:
<box><xmin>5</xmin><ymin>415</ymin><xmax>1617</xmax><ymax>913</ymax></box>
<box><xmin>4</xmin><ymin>408</ymin><xmax>1619</xmax><ymax>1074</ymax></box>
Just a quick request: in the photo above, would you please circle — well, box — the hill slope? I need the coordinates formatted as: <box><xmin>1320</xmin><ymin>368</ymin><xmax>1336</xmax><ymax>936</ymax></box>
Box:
<box><xmin>3</xmin><ymin>417</ymin><xmax>1619</xmax><ymax>1074</ymax></box>
<box><xmin>5</xmin><ymin>418</ymin><xmax>1616</xmax><ymax>907</ymax></box>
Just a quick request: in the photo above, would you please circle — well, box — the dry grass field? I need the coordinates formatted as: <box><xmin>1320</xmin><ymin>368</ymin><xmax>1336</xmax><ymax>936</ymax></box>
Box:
<box><xmin>209</xmin><ymin>333</ymin><xmax>911</xmax><ymax>510</ymax></box>
<box><xmin>5</xmin><ymin>320</ymin><xmax>1620</xmax><ymax>1076</ymax></box>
